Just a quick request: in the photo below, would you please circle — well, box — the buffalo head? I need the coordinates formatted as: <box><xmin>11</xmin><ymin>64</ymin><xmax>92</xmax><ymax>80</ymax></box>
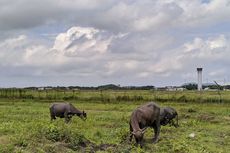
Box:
<box><xmin>80</xmin><ymin>110</ymin><xmax>87</xmax><ymax>121</ymax></box>
<box><xmin>131</xmin><ymin>128</ymin><xmax>147</xmax><ymax>147</ymax></box>
<box><xmin>160</xmin><ymin>107</ymin><xmax>179</xmax><ymax>127</ymax></box>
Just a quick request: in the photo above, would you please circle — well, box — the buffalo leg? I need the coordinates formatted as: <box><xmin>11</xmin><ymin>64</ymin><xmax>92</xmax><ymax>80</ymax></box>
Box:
<box><xmin>153</xmin><ymin>121</ymin><xmax>160</xmax><ymax>143</ymax></box>
<box><xmin>171</xmin><ymin>120</ymin><xmax>178</xmax><ymax>127</ymax></box>
<box><xmin>134</xmin><ymin>137</ymin><xmax>139</xmax><ymax>147</ymax></box>
<box><xmin>50</xmin><ymin>112</ymin><xmax>56</xmax><ymax>121</ymax></box>
<box><xmin>139</xmin><ymin>136</ymin><xmax>144</xmax><ymax>148</ymax></box>
<box><xmin>50</xmin><ymin>116</ymin><xmax>56</xmax><ymax>121</ymax></box>
<box><xmin>129</xmin><ymin>124</ymin><xmax>133</xmax><ymax>141</ymax></box>
<box><xmin>170</xmin><ymin>120</ymin><xmax>174</xmax><ymax>126</ymax></box>
<box><xmin>49</xmin><ymin>108</ymin><xmax>56</xmax><ymax>121</ymax></box>
<box><xmin>64</xmin><ymin>112</ymin><xmax>70</xmax><ymax>123</ymax></box>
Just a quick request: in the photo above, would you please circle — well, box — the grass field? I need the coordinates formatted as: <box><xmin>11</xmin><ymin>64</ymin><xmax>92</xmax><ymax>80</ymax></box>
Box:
<box><xmin>0</xmin><ymin>92</ymin><xmax>230</xmax><ymax>152</ymax></box>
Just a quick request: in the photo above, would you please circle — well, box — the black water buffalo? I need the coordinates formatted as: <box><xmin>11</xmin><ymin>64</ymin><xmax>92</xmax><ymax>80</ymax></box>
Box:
<box><xmin>160</xmin><ymin>107</ymin><xmax>179</xmax><ymax>127</ymax></box>
<box><xmin>129</xmin><ymin>102</ymin><xmax>161</xmax><ymax>147</ymax></box>
<box><xmin>49</xmin><ymin>102</ymin><xmax>87</xmax><ymax>123</ymax></box>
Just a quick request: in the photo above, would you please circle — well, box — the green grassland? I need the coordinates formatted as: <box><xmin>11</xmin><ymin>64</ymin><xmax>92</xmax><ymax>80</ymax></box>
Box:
<box><xmin>0</xmin><ymin>90</ymin><xmax>230</xmax><ymax>152</ymax></box>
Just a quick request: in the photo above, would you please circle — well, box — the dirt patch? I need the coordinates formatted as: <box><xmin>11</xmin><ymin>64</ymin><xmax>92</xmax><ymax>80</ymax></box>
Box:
<box><xmin>180</xmin><ymin>113</ymin><xmax>191</xmax><ymax>119</ymax></box>
<box><xmin>223</xmin><ymin>116</ymin><xmax>230</xmax><ymax>121</ymax></box>
<box><xmin>70</xmin><ymin>132</ymin><xmax>133</xmax><ymax>152</ymax></box>
<box><xmin>54</xmin><ymin>137</ymin><xmax>118</xmax><ymax>152</ymax></box>
<box><xmin>0</xmin><ymin>135</ymin><xmax>10</xmax><ymax>145</ymax></box>
<box><xmin>98</xmin><ymin>123</ymin><xmax>120</xmax><ymax>128</ymax></box>
<box><xmin>94</xmin><ymin>143</ymin><xmax>117</xmax><ymax>151</ymax></box>
<box><xmin>187</xmin><ymin>108</ymin><xmax>197</xmax><ymax>113</ymax></box>
<box><xmin>197</xmin><ymin>114</ymin><xmax>215</xmax><ymax>122</ymax></box>
<box><xmin>70</xmin><ymin>141</ymin><xmax>118</xmax><ymax>153</ymax></box>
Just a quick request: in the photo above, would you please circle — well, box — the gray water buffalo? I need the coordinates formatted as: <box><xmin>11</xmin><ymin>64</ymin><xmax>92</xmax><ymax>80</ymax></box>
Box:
<box><xmin>160</xmin><ymin>107</ymin><xmax>179</xmax><ymax>127</ymax></box>
<box><xmin>49</xmin><ymin>102</ymin><xmax>87</xmax><ymax>123</ymax></box>
<box><xmin>129</xmin><ymin>102</ymin><xmax>161</xmax><ymax>147</ymax></box>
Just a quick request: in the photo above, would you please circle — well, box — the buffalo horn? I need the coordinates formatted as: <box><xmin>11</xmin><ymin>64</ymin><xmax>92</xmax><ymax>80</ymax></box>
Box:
<box><xmin>141</xmin><ymin>127</ymin><xmax>148</xmax><ymax>133</ymax></box>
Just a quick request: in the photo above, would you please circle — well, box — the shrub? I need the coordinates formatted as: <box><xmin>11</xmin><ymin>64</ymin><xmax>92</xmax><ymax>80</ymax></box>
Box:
<box><xmin>44</xmin><ymin>124</ymin><xmax>64</xmax><ymax>142</ymax></box>
<box><xmin>43</xmin><ymin>124</ymin><xmax>89</xmax><ymax>151</ymax></box>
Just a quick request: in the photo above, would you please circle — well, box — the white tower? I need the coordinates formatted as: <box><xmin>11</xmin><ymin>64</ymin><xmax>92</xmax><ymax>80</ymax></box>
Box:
<box><xmin>197</xmin><ymin>68</ymin><xmax>203</xmax><ymax>91</ymax></box>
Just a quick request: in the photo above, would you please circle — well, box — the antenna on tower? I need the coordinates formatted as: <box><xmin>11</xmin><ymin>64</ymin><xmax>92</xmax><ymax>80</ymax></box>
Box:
<box><xmin>214</xmin><ymin>81</ymin><xmax>222</xmax><ymax>103</ymax></box>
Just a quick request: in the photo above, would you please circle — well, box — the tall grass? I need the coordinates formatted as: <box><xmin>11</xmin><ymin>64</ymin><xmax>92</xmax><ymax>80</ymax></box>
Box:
<box><xmin>1</xmin><ymin>89</ymin><xmax>230</xmax><ymax>103</ymax></box>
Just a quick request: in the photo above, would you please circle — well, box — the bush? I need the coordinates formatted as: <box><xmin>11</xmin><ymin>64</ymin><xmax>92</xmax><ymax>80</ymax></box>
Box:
<box><xmin>45</xmin><ymin>124</ymin><xmax>61</xmax><ymax>141</ymax></box>
<box><xmin>43</xmin><ymin>124</ymin><xmax>89</xmax><ymax>151</ymax></box>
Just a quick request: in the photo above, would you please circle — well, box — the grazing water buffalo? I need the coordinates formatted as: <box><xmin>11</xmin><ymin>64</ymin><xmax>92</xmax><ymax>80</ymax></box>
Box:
<box><xmin>49</xmin><ymin>102</ymin><xmax>87</xmax><ymax>123</ymax></box>
<box><xmin>129</xmin><ymin>102</ymin><xmax>161</xmax><ymax>147</ymax></box>
<box><xmin>160</xmin><ymin>107</ymin><xmax>179</xmax><ymax>127</ymax></box>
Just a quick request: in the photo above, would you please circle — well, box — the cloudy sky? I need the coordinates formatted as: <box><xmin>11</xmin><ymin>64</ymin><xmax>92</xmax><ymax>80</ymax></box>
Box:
<box><xmin>0</xmin><ymin>0</ymin><xmax>230</xmax><ymax>87</ymax></box>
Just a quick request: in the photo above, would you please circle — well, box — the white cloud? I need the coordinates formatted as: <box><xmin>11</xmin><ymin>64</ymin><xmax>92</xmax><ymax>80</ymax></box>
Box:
<box><xmin>208</xmin><ymin>34</ymin><xmax>226</xmax><ymax>49</ymax></box>
<box><xmin>182</xmin><ymin>35</ymin><xmax>228</xmax><ymax>60</ymax></box>
<box><xmin>0</xmin><ymin>35</ymin><xmax>29</xmax><ymax>66</ymax></box>
<box><xmin>0</xmin><ymin>27</ymin><xmax>116</xmax><ymax>77</ymax></box>
<box><xmin>0</xmin><ymin>0</ymin><xmax>230</xmax><ymax>87</ymax></box>
<box><xmin>209</xmin><ymin>69</ymin><xmax>226</xmax><ymax>77</ymax></box>
<box><xmin>0</xmin><ymin>0</ymin><xmax>229</xmax><ymax>34</ymax></box>
<box><xmin>132</xmin><ymin>2</ymin><xmax>183</xmax><ymax>31</ymax></box>
<box><xmin>179</xmin><ymin>0</ymin><xmax>230</xmax><ymax>27</ymax></box>
<box><xmin>1</xmin><ymin>26</ymin><xmax>230</xmax><ymax>87</ymax></box>
<box><xmin>52</xmin><ymin>27</ymin><xmax>112</xmax><ymax>57</ymax></box>
<box><xmin>105</xmin><ymin>59</ymin><xmax>139</xmax><ymax>76</ymax></box>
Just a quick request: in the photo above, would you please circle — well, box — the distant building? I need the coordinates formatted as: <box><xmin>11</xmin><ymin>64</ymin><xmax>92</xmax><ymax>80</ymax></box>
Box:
<box><xmin>166</xmin><ymin>86</ymin><xmax>186</xmax><ymax>91</ymax></box>
<box><xmin>38</xmin><ymin>87</ymin><xmax>45</xmax><ymax>91</ymax></box>
<box><xmin>37</xmin><ymin>87</ymin><xmax>53</xmax><ymax>90</ymax></box>
<box><xmin>156</xmin><ymin>86</ymin><xmax>185</xmax><ymax>91</ymax></box>
<box><xmin>204</xmin><ymin>87</ymin><xmax>218</xmax><ymax>91</ymax></box>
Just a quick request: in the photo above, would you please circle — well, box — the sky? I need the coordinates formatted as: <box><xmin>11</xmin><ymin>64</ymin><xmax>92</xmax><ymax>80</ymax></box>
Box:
<box><xmin>0</xmin><ymin>0</ymin><xmax>230</xmax><ymax>87</ymax></box>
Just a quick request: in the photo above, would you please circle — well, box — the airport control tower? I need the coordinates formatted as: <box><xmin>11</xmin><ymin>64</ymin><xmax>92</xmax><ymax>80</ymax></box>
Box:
<box><xmin>197</xmin><ymin>68</ymin><xmax>203</xmax><ymax>91</ymax></box>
